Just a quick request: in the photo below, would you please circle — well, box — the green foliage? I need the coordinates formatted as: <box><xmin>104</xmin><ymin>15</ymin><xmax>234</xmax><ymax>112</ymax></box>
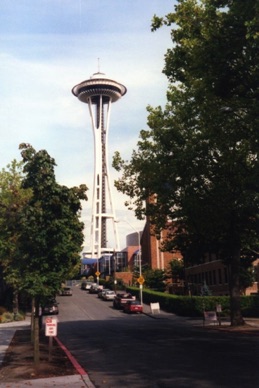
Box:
<box><xmin>200</xmin><ymin>281</ymin><xmax>212</xmax><ymax>296</ymax></box>
<box><xmin>0</xmin><ymin>310</ymin><xmax>25</xmax><ymax>323</ymax></box>
<box><xmin>104</xmin><ymin>277</ymin><xmax>124</xmax><ymax>291</ymax></box>
<box><xmin>127</xmin><ymin>286</ymin><xmax>259</xmax><ymax>317</ymax></box>
<box><xmin>0</xmin><ymin>306</ymin><xmax>7</xmax><ymax>315</ymax></box>
<box><xmin>143</xmin><ymin>269</ymin><xmax>166</xmax><ymax>292</ymax></box>
<box><xmin>168</xmin><ymin>259</ymin><xmax>185</xmax><ymax>281</ymax></box>
<box><xmin>114</xmin><ymin>0</ymin><xmax>259</xmax><ymax>326</ymax></box>
<box><xmin>1</xmin><ymin>311</ymin><xmax>14</xmax><ymax>323</ymax></box>
<box><xmin>0</xmin><ymin>160</ymin><xmax>32</xmax><ymax>291</ymax></box>
<box><xmin>16</xmin><ymin>143</ymin><xmax>88</xmax><ymax>299</ymax></box>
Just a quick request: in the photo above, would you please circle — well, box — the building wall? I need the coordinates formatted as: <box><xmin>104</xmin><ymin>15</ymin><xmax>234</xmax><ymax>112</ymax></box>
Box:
<box><xmin>185</xmin><ymin>258</ymin><xmax>259</xmax><ymax>296</ymax></box>
<box><xmin>185</xmin><ymin>260</ymin><xmax>230</xmax><ymax>296</ymax></box>
<box><xmin>141</xmin><ymin>220</ymin><xmax>182</xmax><ymax>270</ymax></box>
<box><xmin>114</xmin><ymin>272</ymin><xmax>133</xmax><ymax>286</ymax></box>
<box><xmin>126</xmin><ymin>216</ymin><xmax>259</xmax><ymax>296</ymax></box>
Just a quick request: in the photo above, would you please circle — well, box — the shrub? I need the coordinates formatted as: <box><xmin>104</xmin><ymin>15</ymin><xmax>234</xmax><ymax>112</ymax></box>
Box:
<box><xmin>1</xmin><ymin>312</ymin><xmax>14</xmax><ymax>323</ymax></box>
<box><xmin>126</xmin><ymin>287</ymin><xmax>259</xmax><ymax>317</ymax></box>
<box><xmin>14</xmin><ymin>311</ymin><xmax>25</xmax><ymax>321</ymax></box>
<box><xmin>0</xmin><ymin>306</ymin><xmax>7</xmax><ymax>315</ymax></box>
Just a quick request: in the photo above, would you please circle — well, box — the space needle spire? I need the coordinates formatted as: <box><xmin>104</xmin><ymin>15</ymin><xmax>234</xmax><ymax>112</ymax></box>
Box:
<box><xmin>72</xmin><ymin>71</ymin><xmax>127</xmax><ymax>259</ymax></box>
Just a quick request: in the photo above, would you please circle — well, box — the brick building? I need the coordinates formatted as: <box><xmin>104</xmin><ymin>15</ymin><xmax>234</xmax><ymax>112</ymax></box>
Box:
<box><xmin>141</xmin><ymin>220</ymin><xmax>182</xmax><ymax>270</ymax></box>
<box><xmin>185</xmin><ymin>257</ymin><xmax>259</xmax><ymax>296</ymax></box>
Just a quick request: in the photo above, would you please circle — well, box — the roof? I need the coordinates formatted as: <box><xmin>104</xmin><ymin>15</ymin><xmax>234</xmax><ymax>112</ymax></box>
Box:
<box><xmin>81</xmin><ymin>258</ymin><xmax>98</xmax><ymax>265</ymax></box>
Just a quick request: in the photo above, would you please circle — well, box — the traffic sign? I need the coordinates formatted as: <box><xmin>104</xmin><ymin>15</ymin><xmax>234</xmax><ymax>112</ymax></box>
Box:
<box><xmin>137</xmin><ymin>275</ymin><xmax>145</xmax><ymax>285</ymax></box>
<box><xmin>45</xmin><ymin>316</ymin><xmax>58</xmax><ymax>337</ymax></box>
<box><xmin>95</xmin><ymin>271</ymin><xmax>100</xmax><ymax>277</ymax></box>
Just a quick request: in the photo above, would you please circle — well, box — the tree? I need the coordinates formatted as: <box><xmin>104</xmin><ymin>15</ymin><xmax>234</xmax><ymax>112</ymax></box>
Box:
<box><xmin>168</xmin><ymin>259</ymin><xmax>185</xmax><ymax>283</ymax></box>
<box><xmin>18</xmin><ymin>144</ymin><xmax>88</xmax><ymax>364</ymax></box>
<box><xmin>0</xmin><ymin>160</ymin><xmax>32</xmax><ymax>311</ymax></box>
<box><xmin>143</xmin><ymin>268</ymin><xmax>166</xmax><ymax>292</ymax></box>
<box><xmin>113</xmin><ymin>1</ymin><xmax>259</xmax><ymax>326</ymax></box>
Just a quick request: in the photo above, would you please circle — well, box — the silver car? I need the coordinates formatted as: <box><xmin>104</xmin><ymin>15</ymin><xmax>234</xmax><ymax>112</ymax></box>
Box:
<box><xmin>102</xmin><ymin>290</ymin><xmax>116</xmax><ymax>301</ymax></box>
<box><xmin>98</xmin><ymin>288</ymin><xmax>110</xmax><ymax>299</ymax></box>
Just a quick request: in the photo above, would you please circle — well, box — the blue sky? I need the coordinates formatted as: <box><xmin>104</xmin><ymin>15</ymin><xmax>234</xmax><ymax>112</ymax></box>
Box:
<box><xmin>0</xmin><ymin>0</ymin><xmax>175</xmax><ymax>250</ymax></box>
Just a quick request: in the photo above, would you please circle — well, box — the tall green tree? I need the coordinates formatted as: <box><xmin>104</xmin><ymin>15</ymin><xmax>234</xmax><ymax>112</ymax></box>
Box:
<box><xmin>0</xmin><ymin>160</ymin><xmax>32</xmax><ymax>310</ymax></box>
<box><xmin>113</xmin><ymin>0</ymin><xmax>259</xmax><ymax>326</ymax></box>
<box><xmin>18</xmin><ymin>143</ymin><xmax>88</xmax><ymax>364</ymax></box>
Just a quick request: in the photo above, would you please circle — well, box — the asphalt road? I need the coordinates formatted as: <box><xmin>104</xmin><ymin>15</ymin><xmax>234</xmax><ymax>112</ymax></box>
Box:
<box><xmin>56</xmin><ymin>285</ymin><xmax>259</xmax><ymax>388</ymax></box>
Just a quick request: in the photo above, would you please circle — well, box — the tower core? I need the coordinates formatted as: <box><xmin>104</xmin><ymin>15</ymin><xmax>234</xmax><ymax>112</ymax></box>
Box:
<box><xmin>72</xmin><ymin>72</ymin><xmax>127</xmax><ymax>259</ymax></box>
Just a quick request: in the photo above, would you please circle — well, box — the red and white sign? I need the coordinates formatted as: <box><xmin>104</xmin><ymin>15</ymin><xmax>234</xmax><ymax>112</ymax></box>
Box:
<box><xmin>45</xmin><ymin>316</ymin><xmax>58</xmax><ymax>337</ymax></box>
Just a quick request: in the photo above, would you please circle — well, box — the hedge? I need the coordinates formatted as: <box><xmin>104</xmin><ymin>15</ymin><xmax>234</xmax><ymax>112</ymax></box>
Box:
<box><xmin>126</xmin><ymin>287</ymin><xmax>259</xmax><ymax>317</ymax></box>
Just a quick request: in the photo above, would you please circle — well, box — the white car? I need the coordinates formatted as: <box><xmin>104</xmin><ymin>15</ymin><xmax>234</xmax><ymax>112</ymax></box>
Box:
<box><xmin>102</xmin><ymin>290</ymin><xmax>116</xmax><ymax>301</ymax></box>
<box><xmin>98</xmin><ymin>288</ymin><xmax>110</xmax><ymax>299</ymax></box>
<box><xmin>59</xmin><ymin>287</ymin><xmax>72</xmax><ymax>296</ymax></box>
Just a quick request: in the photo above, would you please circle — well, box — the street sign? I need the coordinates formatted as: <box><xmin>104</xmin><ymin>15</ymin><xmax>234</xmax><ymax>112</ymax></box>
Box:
<box><xmin>45</xmin><ymin>316</ymin><xmax>58</xmax><ymax>337</ymax></box>
<box><xmin>137</xmin><ymin>275</ymin><xmax>145</xmax><ymax>285</ymax></box>
<box><xmin>95</xmin><ymin>271</ymin><xmax>100</xmax><ymax>277</ymax></box>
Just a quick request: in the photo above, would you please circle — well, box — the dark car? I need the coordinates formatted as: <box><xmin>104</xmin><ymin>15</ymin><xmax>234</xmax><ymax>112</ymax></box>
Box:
<box><xmin>123</xmin><ymin>300</ymin><xmax>143</xmax><ymax>314</ymax></box>
<box><xmin>41</xmin><ymin>299</ymin><xmax>59</xmax><ymax>315</ymax></box>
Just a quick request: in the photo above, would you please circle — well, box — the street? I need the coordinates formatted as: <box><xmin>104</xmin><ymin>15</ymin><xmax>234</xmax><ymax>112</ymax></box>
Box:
<box><xmin>56</xmin><ymin>285</ymin><xmax>259</xmax><ymax>388</ymax></box>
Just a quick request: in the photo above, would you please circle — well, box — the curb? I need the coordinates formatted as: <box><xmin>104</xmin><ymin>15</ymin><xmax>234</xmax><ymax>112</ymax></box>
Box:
<box><xmin>54</xmin><ymin>336</ymin><xmax>95</xmax><ymax>388</ymax></box>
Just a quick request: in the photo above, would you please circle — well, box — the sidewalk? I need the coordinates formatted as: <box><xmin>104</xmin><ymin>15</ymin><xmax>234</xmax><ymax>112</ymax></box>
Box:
<box><xmin>0</xmin><ymin>374</ymin><xmax>95</xmax><ymax>388</ymax></box>
<box><xmin>142</xmin><ymin>303</ymin><xmax>259</xmax><ymax>328</ymax></box>
<box><xmin>0</xmin><ymin>317</ymin><xmax>95</xmax><ymax>388</ymax></box>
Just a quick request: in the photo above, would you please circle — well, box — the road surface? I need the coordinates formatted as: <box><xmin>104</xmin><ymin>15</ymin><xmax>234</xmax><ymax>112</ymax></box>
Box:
<box><xmin>56</xmin><ymin>285</ymin><xmax>259</xmax><ymax>388</ymax></box>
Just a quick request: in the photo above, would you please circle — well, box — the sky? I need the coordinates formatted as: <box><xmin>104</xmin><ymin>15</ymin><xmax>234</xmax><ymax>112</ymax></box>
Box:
<box><xmin>0</xmin><ymin>0</ymin><xmax>176</xmax><ymax>251</ymax></box>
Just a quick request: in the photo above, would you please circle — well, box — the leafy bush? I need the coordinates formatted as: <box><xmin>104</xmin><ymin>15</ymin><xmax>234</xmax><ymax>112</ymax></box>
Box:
<box><xmin>0</xmin><ymin>306</ymin><xmax>7</xmax><ymax>315</ymax></box>
<box><xmin>1</xmin><ymin>312</ymin><xmax>14</xmax><ymax>323</ymax></box>
<box><xmin>0</xmin><ymin>309</ymin><xmax>25</xmax><ymax>324</ymax></box>
<box><xmin>126</xmin><ymin>287</ymin><xmax>259</xmax><ymax>317</ymax></box>
<box><xmin>14</xmin><ymin>311</ymin><xmax>25</xmax><ymax>321</ymax></box>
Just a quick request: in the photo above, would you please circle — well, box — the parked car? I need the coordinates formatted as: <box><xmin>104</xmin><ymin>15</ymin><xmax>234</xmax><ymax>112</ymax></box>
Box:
<box><xmin>89</xmin><ymin>284</ymin><xmax>103</xmax><ymax>294</ymax></box>
<box><xmin>113</xmin><ymin>292</ymin><xmax>136</xmax><ymax>309</ymax></box>
<box><xmin>42</xmin><ymin>298</ymin><xmax>59</xmax><ymax>315</ymax></box>
<box><xmin>123</xmin><ymin>300</ymin><xmax>143</xmax><ymax>314</ymax></box>
<box><xmin>81</xmin><ymin>281</ymin><xmax>97</xmax><ymax>290</ymax></box>
<box><xmin>59</xmin><ymin>287</ymin><xmax>72</xmax><ymax>296</ymax></box>
<box><xmin>98</xmin><ymin>288</ymin><xmax>110</xmax><ymax>299</ymax></box>
<box><xmin>102</xmin><ymin>290</ymin><xmax>116</xmax><ymax>301</ymax></box>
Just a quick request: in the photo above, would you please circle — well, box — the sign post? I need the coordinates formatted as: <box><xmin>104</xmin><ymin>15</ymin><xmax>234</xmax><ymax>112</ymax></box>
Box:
<box><xmin>216</xmin><ymin>304</ymin><xmax>222</xmax><ymax>326</ymax></box>
<box><xmin>137</xmin><ymin>276</ymin><xmax>145</xmax><ymax>305</ymax></box>
<box><xmin>45</xmin><ymin>316</ymin><xmax>58</xmax><ymax>361</ymax></box>
<box><xmin>95</xmin><ymin>271</ymin><xmax>100</xmax><ymax>284</ymax></box>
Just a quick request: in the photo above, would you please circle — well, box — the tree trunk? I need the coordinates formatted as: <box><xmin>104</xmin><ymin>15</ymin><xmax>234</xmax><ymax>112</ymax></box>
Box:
<box><xmin>33</xmin><ymin>298</ymin><xmax>40</xmax><ymax>367</ymax></box>
<box><xmin>31</xmin><ymin>298</ymin><xmax>35</xmax><ymax>343</ymax></box>
<box><xmin>229</xmin><ymin>248</ymin><xmax>245</xmax><ymax>326</ymax></box>
<box><xmin>12</xmin><ymin>290</ymin><xmax>19</xmax><ymax>318</ymax></box>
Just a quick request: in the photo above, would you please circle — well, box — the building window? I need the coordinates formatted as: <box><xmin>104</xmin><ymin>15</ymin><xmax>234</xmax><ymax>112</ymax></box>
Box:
<box><xmin>209</xmin><ymin>271</ymin><xmax>212</xmax><ymax>286</ymax></box>
<box><xmin>213</xmin><ymin>270</ymin><xmax>216</xmax><ymax>285</ymax></box>
<box><xmin>218</xmin><ymin>269</ymin><xmax>222</xmax><ymax>284</ymax></box>
<box><xmin>113</xmin><ymin>252</ymin><xmax>128</xmax><ymax>272</ymax></box>
<box><xmin>224</xmin><ymin>267</ymin><xmax>228</xmax><ymax>283</ymax></box>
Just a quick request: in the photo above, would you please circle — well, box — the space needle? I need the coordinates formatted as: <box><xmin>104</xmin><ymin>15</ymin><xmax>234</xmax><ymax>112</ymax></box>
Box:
<box><xmin>72</xmin><ymin>71</ymin><xmax>127</xmax><ymax>260</ymax></box>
